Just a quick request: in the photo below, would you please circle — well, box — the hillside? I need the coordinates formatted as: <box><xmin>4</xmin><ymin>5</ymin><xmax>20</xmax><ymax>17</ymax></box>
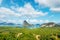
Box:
<box><xmin>41</xmin><ymin>22</ymin><xmax>60</xmax><ymax>27</ymax></box>
<box><xmin>0</xmin><ymin>27</ymin><xmax>60</xmax><ymax>40</ymax></box>
<box><xmin>23</xmin><ymin>20</ymin><xmax>33</xmax><ymax>28</ymax></box>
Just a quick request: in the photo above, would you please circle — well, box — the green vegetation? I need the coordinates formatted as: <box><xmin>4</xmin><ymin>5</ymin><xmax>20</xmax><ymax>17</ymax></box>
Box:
<box><xmin>0</xmin><ymin>26</ymin><xmax>60</xmax><ymax>40</ymax></box>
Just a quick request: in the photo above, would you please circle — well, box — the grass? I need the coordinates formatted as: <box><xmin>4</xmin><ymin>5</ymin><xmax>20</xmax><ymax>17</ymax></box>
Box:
<box><xmin>0</xmin><ymin>26</ymin><xmax>60</xmax><ymax>40</ymax></box>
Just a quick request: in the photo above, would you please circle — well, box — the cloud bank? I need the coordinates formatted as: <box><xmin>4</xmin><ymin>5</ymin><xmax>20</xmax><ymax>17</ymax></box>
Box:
<box><xmin>35</xmin><ymin>0</ymin><xmax>60</xmax><ymax>12</ymax></box>
<box><xmin>0</xmin><ymin>3</ymin><xmax>48</xmax><ymax>24</ymax></box>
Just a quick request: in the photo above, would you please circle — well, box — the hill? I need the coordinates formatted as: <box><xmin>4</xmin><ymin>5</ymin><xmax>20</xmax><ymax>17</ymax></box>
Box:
<box><xmin>41</xmin><ymin>22</ymin><xmax>60</xmax><ymax>27</ymax></box>
<box><xmin>23</xmin><ymin>20</ymin><xmax>33</xmax><ymax>28</ymax></box>
<box><xmin>0</xmin><ymin>27</ymin><xmax>60</xmax><ymax>40</ymax></box>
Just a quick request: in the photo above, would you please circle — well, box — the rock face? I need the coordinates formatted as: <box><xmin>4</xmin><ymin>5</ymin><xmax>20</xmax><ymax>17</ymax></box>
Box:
<box><xmin>23</xmin><ymin>20</ymin><xmax>32</xmax><ymax>28</ymax></box>
<box><xmin>41</xmin><ymin>22</ymin><xmax>56</xmax><ymax>27</ymax></box>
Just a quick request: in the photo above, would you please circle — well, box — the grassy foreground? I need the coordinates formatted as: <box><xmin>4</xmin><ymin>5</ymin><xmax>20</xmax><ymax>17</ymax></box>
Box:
<box><xmin>0</xmin><ymin>26</ymin><xmax>60</xmax><ymax>40</ymax></box>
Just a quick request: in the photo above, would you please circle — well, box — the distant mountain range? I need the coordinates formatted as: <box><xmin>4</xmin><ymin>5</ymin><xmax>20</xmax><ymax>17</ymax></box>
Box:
<box><xmin>0</xmin><ymin>22</ymin><xmax>15</xmax><ymax>25</ymax></box>
<box><xmin>0</xmin><ymin>21</ymin><xmax>60</xmax><ymax>28</ymax></box>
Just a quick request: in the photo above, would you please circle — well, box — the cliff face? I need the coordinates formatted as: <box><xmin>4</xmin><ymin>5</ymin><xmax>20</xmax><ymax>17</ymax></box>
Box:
<box><xmin>41</xmin><ymin>22</ymin><xmax>58</xmax><ymax>27</ymax></box>
<box><xmin>23</xmin><ymin>20</ymin><xmax>32</xmax><ymax>28</ymax></box>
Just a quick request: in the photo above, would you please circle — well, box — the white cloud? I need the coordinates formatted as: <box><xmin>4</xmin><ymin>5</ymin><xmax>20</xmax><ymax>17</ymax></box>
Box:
<box><xmin>29</xmin><ymin>19</ymin><xmax>39</xmax><ymax>24</ymax></box>
<box><xmin>35</xmin><ymin>0</ymin><xmax>60</xmax><ymax>12</ymax></box>
<box><xmin>35</xmin><ymin>0</ymin><xmax>60</xmax><ymax>7</ymax></box>
<box><xmin>35</xmin><ymin>0</ymin><xmax>50</xmax><ymax>7</ymax></box>
<box><xmin>50</xmin><ymin>8</ymin><xmax>60</xmax><ymax>12</ymax></box>
<box><xmin>44</xmin><ymin>20</ymin><xmax>49</xmax><ymax>23</ymax></box>
<box><xmin>26</xmin><ymin>19</ymin><xmax>49</xmax><ymax>24</ymax></box>
<box><xmin>6</xmin><ymin>19</ymin><xmax>49</xmax><ymax>24</ymax></box>
<box><xmin>10</xmin><ymin>3</ymin><xmax>48</xmax><ymax>19</ymax></box>
<box><xmin>7</xmin><ymin>20</ymin><xmax>16</xmax><ymax>23</ymax></box>
<box><xmin>16</xmin><ymin>3</ymin><xmax>48</xmax><ymax>18</ymax></box>
<box><xmin>0</xmin><ymin>7</ymin><xmax>21</xmax><ymax>17</ymax></box>
<box><xmin>0</xmin><ymin>3</ymin><xmax>48</xmax><ymax>24</ymax></box>
<box><xmin>6</xmin><ymin>20</ymin><xmax>23</xmax><ymax>24</ymax></box>
<box><xmin>0</xmin><ymin>15</ymin><xmax>5</xmax><ymax>18</ymax></box>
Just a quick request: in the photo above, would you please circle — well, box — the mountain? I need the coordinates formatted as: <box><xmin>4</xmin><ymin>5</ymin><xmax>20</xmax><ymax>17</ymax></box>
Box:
<box><xmin>0</xmin><ymin>22</ymin><xmax>15</xmax><ymax>25</ymax></box>
<box><xmin>0</xmin><ymin>21</ymin><xmax>60</xmax><ymax>28</ymax></box>
<box><xmin>57</xmin><ymin>23</ymin><xmax>60</xmax><ymax>25</ymax></box>
<box><xmin>41</xmin><ymin>22</ymin><xmax>60</xmax><ymax>27</ymax></box>
<box><xmin>23</xmin><ymin>20</ymin><xmax>33</xmax><ymax>28</ymax></box>
<box><xmin>0</xmin><ymin>22</ymin><xmax>6</xmax><ymax>25</ymax></box>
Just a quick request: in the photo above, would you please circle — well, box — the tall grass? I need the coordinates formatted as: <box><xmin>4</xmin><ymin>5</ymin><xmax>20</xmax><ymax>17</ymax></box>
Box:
<box><xmin>0</xmin><ymin>26</ymin><xmax>60</xmax><ymax>40</ymax></box>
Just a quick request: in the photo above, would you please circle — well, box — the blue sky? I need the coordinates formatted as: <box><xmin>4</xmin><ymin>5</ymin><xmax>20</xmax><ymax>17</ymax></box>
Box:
<box><xmin>0</xmin><ymin>0</ymin><xmax>60</xmax><ymax>24</ymax></box>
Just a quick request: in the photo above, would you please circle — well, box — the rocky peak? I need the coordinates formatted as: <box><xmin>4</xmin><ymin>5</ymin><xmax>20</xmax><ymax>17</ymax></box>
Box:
<box><xmin>23</xmin><ymin>20</ymin><xmax>31</xmax><ymax>27</ymax></box>
<box><xmin>41</xmin><ymin>22</ymin><xmax>56</xmax><ymax>27</ymax></box>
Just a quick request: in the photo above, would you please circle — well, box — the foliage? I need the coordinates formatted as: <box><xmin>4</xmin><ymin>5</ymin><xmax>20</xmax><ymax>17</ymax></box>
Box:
<box><xmin>0</xmin><ymin>26</ymin><xmax>60</xmax><ymax>40</ymax></box>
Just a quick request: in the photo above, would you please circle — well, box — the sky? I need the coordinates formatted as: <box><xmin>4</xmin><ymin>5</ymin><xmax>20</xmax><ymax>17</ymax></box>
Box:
<box><xmin>0</xmin><ymin>0</ymin><xmax>60</xmax><ymax>24</ymax></box>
